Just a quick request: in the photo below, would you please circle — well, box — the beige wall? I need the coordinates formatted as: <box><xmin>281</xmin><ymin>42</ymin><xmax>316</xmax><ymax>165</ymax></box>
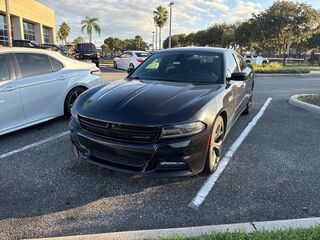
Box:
<box><xmin>0</xmin><ymin>0</ymin><xmax>56</xmax><ymax>44</ymax></box>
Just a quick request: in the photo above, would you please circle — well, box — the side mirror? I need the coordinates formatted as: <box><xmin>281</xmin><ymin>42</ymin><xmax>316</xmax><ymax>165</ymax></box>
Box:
<box><xmin>127</xmin><ymin>65</ymin><xmax>135</xmax><ymax>74</ymax></box>
<box><xmin>227</xmin><ymin>72</ymin><xmax>249</xmax><ymax>81</ymax></box>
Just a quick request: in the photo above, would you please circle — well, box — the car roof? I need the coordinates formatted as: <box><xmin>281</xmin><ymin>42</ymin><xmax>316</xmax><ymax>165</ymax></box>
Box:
<box><xmin>0</xmin><ymin>47</ymin><xmax>56</xmax><ymax>54</ymax></box>
<box><xmin>158</xmin><ymin>47</ymin><xmax>232</xmax><ymax>54</ymax></box>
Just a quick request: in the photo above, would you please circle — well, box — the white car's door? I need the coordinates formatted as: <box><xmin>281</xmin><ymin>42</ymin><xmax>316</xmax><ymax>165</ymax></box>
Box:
<box><xmin>117</xmin><ymin>53</ymin><xmax>126</xmax><ymax>69</ymax></box>
<box><xmin>15</xmin><ymin>53</ymin><xmax>67</xmax><ymax>122</ymax></box>
<box><xmin>123</xmin><ymin>52</ymin><xmax>133</xmax><ymax>70</ymax></box>
<box><xmin>0</xmin><ymin>53</ymin><xmax>24</xmax><ymax>134</ymax></box>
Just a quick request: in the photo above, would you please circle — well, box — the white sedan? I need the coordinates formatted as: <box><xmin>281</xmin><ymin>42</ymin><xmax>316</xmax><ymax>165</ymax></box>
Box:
<box><xmin>0</xmin><ymin>47</ymin><xmax>102</xmax><ymax>135</ymax></box>
<box><xmin>113</xmin><ymin>51</ymin><xmax>149</xmax><ymax>70</ymax></box>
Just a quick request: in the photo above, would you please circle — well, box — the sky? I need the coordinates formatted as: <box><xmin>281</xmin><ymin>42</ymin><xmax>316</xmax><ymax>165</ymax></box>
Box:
<box><xmin>38</xmin><ymin>0</ymin><xmax>320</xmax><ymax>46</ymax></box>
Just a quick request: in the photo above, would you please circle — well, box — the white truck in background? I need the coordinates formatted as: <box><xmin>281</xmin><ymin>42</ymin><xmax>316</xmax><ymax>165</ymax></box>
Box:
<box><xmin>244</xmin><ymin>55</ymin><xmax>269</xmax><ymax>65</ymax></box>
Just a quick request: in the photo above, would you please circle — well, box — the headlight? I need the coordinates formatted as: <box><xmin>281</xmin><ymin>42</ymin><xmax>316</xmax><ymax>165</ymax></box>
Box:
<box><xmin>160</xmin><ymin>122</ymin><xmax>206</xmax><ymax>139</ymax></box>
<box><xmin>71</xmin><ymin>107</ymin><xmax>79</xmax><ymax>123</ymax></box>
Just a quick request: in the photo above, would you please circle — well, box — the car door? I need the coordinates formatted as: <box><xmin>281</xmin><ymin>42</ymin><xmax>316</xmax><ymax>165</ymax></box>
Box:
<box><xmin>0</xmin><ymin>53</ymin><xmax>24</xmax><ymax>134</ymax></box>
<box><xmin>117</xmin><ymin>53</ymin><xmax>126</xmax><ymax>69</ymax></box>
<box><xmin>123</xmin><ymin>52</ymin><xmax>133</xmax><ymax>70</ymax></box>
<box><xmin>226</xmin><ymin>52</ymin><xmax>243</xmax><ymax>118</ymax></box>
<box><xmin>14</xmin><ymin>52</ymin><xmax>67</xmax><ymax>122</ymax></box>
<box><xmin>233</xmin><ymin>53</ymin><xmax>254</xmax><ymax>111</ymax></box>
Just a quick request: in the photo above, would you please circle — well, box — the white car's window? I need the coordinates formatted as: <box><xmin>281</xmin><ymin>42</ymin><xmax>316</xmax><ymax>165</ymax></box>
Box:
<box><xmin>234</xmin><ymin>54</ymin><xmax>247</xmax><ymax>71</ymax></box>
<box><xmin>15</xmin><ymin>53</ymin><xmax>53</xmax><ymax>78</ymax></box>
<box><xmin>0</xmin><ymin>54</ymin><xmax>11</xmax><ymax>82</ymax></box>
<box><xmin>50</xmin><ymin>56</ymin><xmax>64</xmax><ymax>72</ymax></box>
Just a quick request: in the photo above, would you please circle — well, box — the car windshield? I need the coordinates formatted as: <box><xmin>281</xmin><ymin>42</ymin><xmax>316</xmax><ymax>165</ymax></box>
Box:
<box><xmin>77</xmin><ymin>43</ymin><xmax>96</xmax><ymax>51</ymax></box>
<box><xmin>130</xmin><ymin>51</ymin><xmax>223</xmax><ymax>84</ymax></box>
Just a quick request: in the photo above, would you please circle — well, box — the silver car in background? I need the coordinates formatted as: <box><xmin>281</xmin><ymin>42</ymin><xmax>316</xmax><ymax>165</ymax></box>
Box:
<box><xmin>0</xmin><ymin>47</ymin><xmax>102</xmax><ymax>135</ymax></box>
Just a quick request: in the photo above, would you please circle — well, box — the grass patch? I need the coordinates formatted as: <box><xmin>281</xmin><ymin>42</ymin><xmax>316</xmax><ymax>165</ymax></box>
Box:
<box><xmin>253</xmin><ymin>63</ymin><xmax>310</xmax><ymax>74</ymax></box>
<box><xmin>158</xmin><ymin>227</ymin><xmax>320</xmax><ymax>240</ymax></box>
<box><xmin>100</xmin><ymin>59</ymin><xmax>114</xmax><ymax>65</ymax></box>
<box><xmin>298</xmin><ymin>95</ymin><xmax>320</xmax><ymax>107</ymax></box>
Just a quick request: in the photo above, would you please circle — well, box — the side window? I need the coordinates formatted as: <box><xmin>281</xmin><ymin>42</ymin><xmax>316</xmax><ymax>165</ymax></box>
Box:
<box><xmin>0</xmin><ymin>54</ymin><xmax>11</xmax><ymax>82</ymax></box>
<box><xmin>15</xmin><ymin>53</ymin><xmax>53</xmax><ymax>78</ymax></box>
<box><xmin>226</xmin><ymin>53</ymin><xmax>239</xmax><ymax>77</ymax></box>
<box><xmin>120</xmin><ymin>53</ymin><xmax>126</xmax><ymax>58</ymax></box>
<box><xmin>234</xmin><ymin>54</ymin><xmax>246</xmax><ymax>71</ymax></box>
<box><xmin>50</xmin><ymin>57</ymin><xmax>64</xmax><ymax>72</ymax></box>
<box><xmin>127</xmin><ymin>53</ymin><xmax>133</xmax><ymax>58</ymax></box>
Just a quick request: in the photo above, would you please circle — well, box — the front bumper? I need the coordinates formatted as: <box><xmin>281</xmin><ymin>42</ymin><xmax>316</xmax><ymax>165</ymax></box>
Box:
<box><xmin>69</xmin><ymin>118</ymin><xmax>209</xmax><ymax>177</ymax></box>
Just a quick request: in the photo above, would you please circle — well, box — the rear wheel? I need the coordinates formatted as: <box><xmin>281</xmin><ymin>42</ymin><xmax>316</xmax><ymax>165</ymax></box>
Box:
<box><xmin>64</xmin><ymin>87</ymin><xmax>86</xmax><ymax>117</ymax></box>
<box><xmin>243</xmin><ymin>93</ymin><xmax>253</xmax><ymax>115</ymax></box>
<box><xmin>204</xmin><ymin>116</ymin><xmax>225</xmax><ymax>174</ymax></box>
<box><xmin>129</xmin><ymin>63</ymin><xmax>134</xmax><ymax>70</ymax></box>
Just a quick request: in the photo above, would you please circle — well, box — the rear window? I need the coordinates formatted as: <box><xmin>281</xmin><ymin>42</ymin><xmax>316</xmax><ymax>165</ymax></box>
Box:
<box><xmin>135</xmin><ymin>52</ymin><xmax>149</xmax><ymax>57</ymax></box>
<box><xmin>77</xmin><ymin>43</ymin><xmax>97</xmax><ymax>51</ymax></box>
<box><xmin>50</xmin><ymin>56</ymin><xmax>64</xmax><ymax>72</ymax></box>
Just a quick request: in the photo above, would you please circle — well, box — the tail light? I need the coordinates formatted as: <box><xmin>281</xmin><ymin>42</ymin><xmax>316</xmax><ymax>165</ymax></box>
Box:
<box><xmin>91</xmin><ymin>68</ymin><xmax>101</xmax><ymax>76</ymax></box>
<box><xmin>96</xmin><ymin>53</ymin><xmax>100</xmax><ymax>58</ymax></box>
<box><xmin>75</xmin><ymin>53</ymin><xmax>81</xmax><ymax>59</ymax></box>
<box><xmin>136</xmin><ymin>59</ymin><xmax>144</xmax><ymax>63</ymax></box>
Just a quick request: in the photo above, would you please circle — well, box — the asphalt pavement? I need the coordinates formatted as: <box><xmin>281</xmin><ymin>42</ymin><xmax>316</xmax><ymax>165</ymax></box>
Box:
<box><xmin>0</xmin><ymin>70</ymin><xmax>319</xmax><ymax>239</ymax></box>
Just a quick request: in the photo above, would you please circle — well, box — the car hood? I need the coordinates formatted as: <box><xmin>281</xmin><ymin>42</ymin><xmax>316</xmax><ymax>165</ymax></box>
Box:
<box><xmin>75</xmin><ymin>79</ymin><xmax>222</xmax><ymax>125</ymax></box>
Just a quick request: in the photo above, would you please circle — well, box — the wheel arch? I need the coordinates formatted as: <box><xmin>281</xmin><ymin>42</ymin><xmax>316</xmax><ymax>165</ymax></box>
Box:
<box><xmin>63</xmin><ymin>85</ymin><xmax>88</xmax><ymax>115</ymax></box>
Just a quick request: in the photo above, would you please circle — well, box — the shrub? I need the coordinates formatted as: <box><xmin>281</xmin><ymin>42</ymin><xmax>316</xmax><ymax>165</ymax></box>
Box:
<box><xmin>252</xmin><ymin>63</ymin><xmax>310</xmax><ymax>74</ymax></box>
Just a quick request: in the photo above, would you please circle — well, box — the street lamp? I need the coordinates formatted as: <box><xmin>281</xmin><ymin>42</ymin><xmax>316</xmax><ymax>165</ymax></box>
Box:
<box><xmin>5</xmin><ymin>0</ymin><xmax>12</xmax><ymax>47</ymax></box>
<box><xmin>152</xmin><ymin>31</ymin><xmax>155</xmax><ymax>51</ymax></box>
<box><xmin>168</xmin><ymin>2</ymin><xmax>174</xmax><ymax>49</ymax></box>
<box><xmin>155</xmin><ymin>25</ymin><xmax>158</xmax><ymax>50</ymax></box>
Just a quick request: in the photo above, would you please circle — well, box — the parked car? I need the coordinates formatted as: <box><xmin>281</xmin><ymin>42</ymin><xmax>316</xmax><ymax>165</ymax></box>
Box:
<box><xmin>70</xmin><ymin>47</ymin><xmax>254</xmax><ymax>176</ymax></box>
<box><xmin>113</xmin><ymin>51</ymin><xmax>150</xmax><ymax>70</ymax></box>
<box><xmin>13</xmin><ymin>40</ymin><xmax>42</xmax><ymax>48</ymax></box>
<box><xmin>61</xmin><ymin>44</ymin><xmax>76</xmax><ymax>56</ymax></box>
<box><xmin>244</xmin><ymin>55</ymin><xmax>269</xmax><ymax>65</ymax></box>
<box><xmin>0</xmin><ymin>47</ymin><xmax>102</xmax><ymax>136</ymax></box>
<box><xmin>74</xmin><ymin>43</ymin><xmax>100</xmax><ymax>67</ymax></box>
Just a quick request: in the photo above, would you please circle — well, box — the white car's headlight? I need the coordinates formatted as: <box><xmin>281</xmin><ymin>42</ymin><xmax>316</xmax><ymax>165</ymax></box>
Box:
<box><xmin>160</xmin><ymin>122</ymin><xmax>206</xmax><ymax>139</ymax></box>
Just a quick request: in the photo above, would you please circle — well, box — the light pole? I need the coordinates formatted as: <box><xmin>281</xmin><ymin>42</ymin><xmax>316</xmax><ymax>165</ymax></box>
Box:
<box><xmin>152</xmin><ymin>31</ymin><xmax>155</xmax><ymax>51</ymax></box>
<box><xmin>155</xmin><ymin>26</ymin><xmax>158</xmax><ymax>50</ymax></box>
<box><xmin>5</xmin><ymin>0</ymin><xmax>12</xmax><ymax>47</ymax></box>
<box><xmin>168</xmin><ymin>2</ymin><xmax>174</xmax><ymax>49</ymax></box>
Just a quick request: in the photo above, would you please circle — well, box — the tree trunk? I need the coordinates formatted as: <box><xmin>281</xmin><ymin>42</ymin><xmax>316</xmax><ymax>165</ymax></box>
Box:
<box><xmin>89</xmin><ymin>33</ymin><xmax>92</xmax><ymax>43</ymax></box>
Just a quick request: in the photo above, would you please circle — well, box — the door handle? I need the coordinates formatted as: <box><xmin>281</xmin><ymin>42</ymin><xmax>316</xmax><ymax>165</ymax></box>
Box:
<box><xmin>1</xmin><ymin>86</ymin><xmax>18</xmax><ymax>92</ymax></box>
<box><xmin>57</xmin><ymin>76</ymin><xmax>69</xmax><ymax>80</ymax></box>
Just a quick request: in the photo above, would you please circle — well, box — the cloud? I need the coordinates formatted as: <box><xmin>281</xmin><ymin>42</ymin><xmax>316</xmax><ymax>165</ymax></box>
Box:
<box><xmin>37</xmin><ymin>0</ymin><xmax>267</xmax><ymax>46</ymax></box>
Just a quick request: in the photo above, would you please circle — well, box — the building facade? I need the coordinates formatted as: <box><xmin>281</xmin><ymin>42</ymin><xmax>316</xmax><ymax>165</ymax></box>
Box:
<box><xmin>0</xmin><ymin>0</ymin><xmax>56</xmax><ymax>46</ymax></box>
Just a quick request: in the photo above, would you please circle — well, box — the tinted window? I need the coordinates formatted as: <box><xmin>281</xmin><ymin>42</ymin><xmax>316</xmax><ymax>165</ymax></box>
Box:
<box><xmin>234</xmin><ymin>54</ymin><xmax>246</xmax><ymax>71</ymax></box>
<box><xmin>226</xmin><ymin>53</ymin><xmax>239</xmax><ymax>77</ymax></box>
<box><xmin>130</xmin><ymin>51</ymin><xmax>223</xmax><ymax>84</ymax></box>
<box><xmin>135</xmin><ymin>52</ymin><xmax>149</xmax><ymax>57</ymax></box>
<box><xmin>50</xmin><ymin>57</ymin><xmax>64</xmax><ymax>71</ymax></box>
<box><xmin>77</xmin><ymin>43</ymin><xmax>96</xmax><ymax>51</ymax></box>
<box><xmin>0</xmin><ymin>54</ymin><xmax>10</xmax><ymax>82</ymax></box>
<box><xmin>16</xmin><ymin>53</ymin><xmax>52</xmax><ymax>78</ymax></box>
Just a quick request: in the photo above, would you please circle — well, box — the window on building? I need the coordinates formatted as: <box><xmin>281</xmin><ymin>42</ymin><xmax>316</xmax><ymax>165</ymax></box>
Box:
<box><xmin>0</xmin><ymin>14</ymin><xmax>8</xmax><ymax>46</ymax></box>
<box><xmin>15</xmin><ymin>53</ymin><xmax>52</xmax><ymax>78</ymax></box>
<box><xmin>23</xmin><ymin>21</ymin><xmax>35</xmax><ymax>41</ymax></box>
<box><xmin>43</xmin><ymin>27</ymin><xmax>50</xmax><ymax>44</ymax></box>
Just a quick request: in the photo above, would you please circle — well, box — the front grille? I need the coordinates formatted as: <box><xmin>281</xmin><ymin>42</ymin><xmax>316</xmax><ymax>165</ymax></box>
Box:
<box><xmin>79</xmin><ymin>116</ymin><xmax>160</xmax><ymax>143</ymax></box>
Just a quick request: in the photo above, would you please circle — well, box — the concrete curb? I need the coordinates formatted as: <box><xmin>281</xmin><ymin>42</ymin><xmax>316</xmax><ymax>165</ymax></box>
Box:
<box><xmin>256</xmin><ymin>73</ymin><xmax>311</xmax><ymax>76</ymax></box>
<box><xmin>32</xmin><ymin>217</ymin><xmax>320</xmax><ymax>240</ymax></box>
<box><xmin>289</xmin><ymin>94</ymin><xmax>320</xmax><ymax>115</ymax></box>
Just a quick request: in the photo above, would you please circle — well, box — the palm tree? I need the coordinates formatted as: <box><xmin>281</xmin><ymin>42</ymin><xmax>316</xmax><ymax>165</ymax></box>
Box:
<box><xmin>58</xmin><ymin>22</ymin><xmax>71</xmax><ymax>45</ymax></box>
<box><xmin>153</xmin><ymin>6</ymin><xmax>168</xmax><ymax>50</ymax></box>
<box><xmin>81</xmin><ymin>16</ymin><xmax>101</xmax><ymax>43</ymax></box>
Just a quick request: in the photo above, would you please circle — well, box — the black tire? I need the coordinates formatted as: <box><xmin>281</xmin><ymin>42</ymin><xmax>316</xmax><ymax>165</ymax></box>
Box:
<box><xmin>204</xmin><ymin>116</ymin><xmax>225</xmax><ymax>174</ymax></box>
<box><xmin>113</xmin><ymin>61</ymin><xmax>117</xmax><ymax>69</ymax></box>
<box><xmin>129</xmin><ymin>63</ymin><xmax>134</xmax><ymax>70</ymax></box>
<box><xmin>243</xmin><ymin>93</ymin><xmax>253</xmax><ymax>115</ymax></box>
<box><xmin>96</xmin><ymin>61</ymin><xmax>100</xmax><ymax>68</ymax></box>
<box><xmin>64</xmin><ymin>87</ymin><xmax>87</xmax><ymax>117</ymax></box>
<box><xmin>262</xmin><ymin>61</ymin><xmax>268</xmax><ymax>66</ymax></box>
<box><xmin>246</xmin><ymin>60</ymin><xmax>251</xmax><ymax>64</ymax></box>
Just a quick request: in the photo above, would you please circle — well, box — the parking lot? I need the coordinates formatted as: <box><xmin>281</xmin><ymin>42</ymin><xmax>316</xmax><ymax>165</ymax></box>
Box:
<box><xmin>1</xmin><ymin>69</ymin><xmax>320</xmax><ymax>239</ymax></box>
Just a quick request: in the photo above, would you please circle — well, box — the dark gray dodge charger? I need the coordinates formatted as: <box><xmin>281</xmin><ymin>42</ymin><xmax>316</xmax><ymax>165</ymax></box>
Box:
<box><xmin>70</xmin><ymin>47</ymin><xmax>254</xmax><ymax>177</ymax></box>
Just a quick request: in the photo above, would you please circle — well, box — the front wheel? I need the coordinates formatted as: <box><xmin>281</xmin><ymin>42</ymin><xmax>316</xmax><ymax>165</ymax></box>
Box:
<box><xmin>113</xmin><ymin>61</ymin><xmax>117</xmax><ymax>69</ymax></box>
<box><xmin>64</xmin><ymin>87</ymin><xmax>86</xmax><ymax>117</ymax></box>
<box><xmin>204</xmin><ymin>116</ymin><xmax>225</xmax><ymax>174</ymax></box>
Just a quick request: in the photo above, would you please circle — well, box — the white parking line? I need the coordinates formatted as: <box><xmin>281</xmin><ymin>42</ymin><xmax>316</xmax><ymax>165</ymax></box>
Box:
<box><xmin>189</xmin><ymin>97</ymin><xmax>273</xmax><ymax>209</ymax></box>
<box><xmin>0</xmin><ymin>131</ymin><xmax>70</xmax><ymax>160</ymax></box>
